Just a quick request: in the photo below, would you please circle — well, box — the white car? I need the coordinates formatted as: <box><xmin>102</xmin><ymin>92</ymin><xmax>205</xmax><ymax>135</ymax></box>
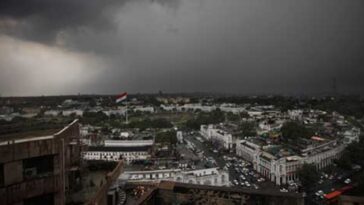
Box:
<box><xmin>316</xmin><ymin>190</ymin><xmax>324</xmax><ymax>196</ymax></box>
<box><xmin>344</xmin><ymin>178</ymin><xmax>351</xmax><ymax>184</ymax></box>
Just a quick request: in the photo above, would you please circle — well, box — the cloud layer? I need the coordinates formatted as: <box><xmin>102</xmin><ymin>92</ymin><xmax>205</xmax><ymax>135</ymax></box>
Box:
<box><xmin>0</xmin><ymin>0</ymin><xmax>364</xmax><ymax>96</ymax></box>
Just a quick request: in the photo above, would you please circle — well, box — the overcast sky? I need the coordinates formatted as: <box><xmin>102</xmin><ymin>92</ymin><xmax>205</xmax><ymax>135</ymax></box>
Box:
<box><xmin>0</xmin><ymin>0</ymin><xmax>363</xmax><ymax>96</ymax></box>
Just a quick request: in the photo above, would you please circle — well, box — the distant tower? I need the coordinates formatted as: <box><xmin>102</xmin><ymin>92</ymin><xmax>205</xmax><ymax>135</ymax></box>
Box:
<box><xmin>158</xmin><ymin>90</ymin><xmax>163</xmax><ymax>96</ymax></box>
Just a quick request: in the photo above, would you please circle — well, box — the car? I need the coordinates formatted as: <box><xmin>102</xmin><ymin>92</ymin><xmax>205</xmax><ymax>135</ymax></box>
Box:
<box><xmin>253</xmin><ymin>184</ymin><xmax>259</xmax><ymax>189</ymax></box>
<box><xmin>233</xmin><ymin>180</ymin><xmax>238</xmax><ymax>185</ymax></box>
<box><xmin>280</xmin><ymin>188</ymin><xmax>288</xmax><ymax>192</ymax></box>
<box><xmin>344</xmin><ymin>178</ymin><xmax>351</xmax><ymax>184</ymax></box>
<box><xmin>316</xmin><ymin>190</ymin><xmax>324</xmax><ymax>196</ymax></box>
<box><xmin>257</xmin><ymin>178</ymin><xmax>265</xmax><ymax>182</ymax></box>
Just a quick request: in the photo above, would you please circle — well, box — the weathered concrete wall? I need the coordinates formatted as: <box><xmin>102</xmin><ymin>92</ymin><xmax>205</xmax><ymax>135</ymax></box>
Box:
<box><xmin>0</xmin><ymin>120</ymin><xmax>80</xmax><ymax>205</ymax></box>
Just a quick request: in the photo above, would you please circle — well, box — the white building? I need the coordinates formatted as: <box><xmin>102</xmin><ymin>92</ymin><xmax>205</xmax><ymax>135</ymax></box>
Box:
<box><xmin>133</xmin><ymin>106</ymin><xmax>155</xmax><ymax>113</ymax></box>
<box><xmin>200</xmin><ymin>125</ymin><xmax>233</xmax><ymax>149</ymax></box>
<box><xmin>236</xmin><ymin>140</ymin><xmax>260</xmax><ymax>162</ymax></box>
<box><xmin>219</xmin><ymin>103</ymin><xmax>246</xmax><ymax>114</ymax></box>
<box><xmin>83</xmin><ymin>146</ymin><xmax>151</xmax><ymax>164</ymax></box>
<box><xmin>288</xmin><ymin>110</ymin><xmax>303</xmax><ymax>120</ymax></box>
<box><xmin>104</xmin><ymin>140</ymin><xmax>154</xmax><ymax>147</ymax></box>
<box><xmin>120</xmin><ymin>167</ymin><xmax>229</xmax><ymax>187</ymax></box>
<box><xmin>160</xmin><ymin>104</ymin><xmax>177</xmax><ymax>111</ymax></box>
<box><xmin>258</xmin><ymin>119</ymin><xmax>284</xmax><ymax>134</ymax></box>
<box><xmin>236</xmin><ymin>138</ymin><xmax>347</xmax><ymax>185</ymax></box>
<box><xmin>44</xmin><ymin>110</ymin><xmax>60</xmax><ymax>117</ymax></box>
<box><xmin>103</xmin><ymin>109</ymin><xmax>126</xmax><ymax>116</ymax></box>
<box><xmin>180</xmin><ymin>104</ymin><xmax>216</xmax><ymax>112</ymax></box>
<box><xmin>177</xmin><ymin>131</ymin><xmax>183</xmax><ymax>144</ymax></box>
<box><xmin>342</xmin><ymin>127</ymin><xmax>361</xmax><ymax>145</ymax></box>
<box><xmin>62</xmin><ymin>109</ymin><xmax>84</xmax><ymax>117</ymax></box>
<box><xmin>83</xmin><ymin>140</ymin><xmax>154</xmax><ymax>164</ymax></box>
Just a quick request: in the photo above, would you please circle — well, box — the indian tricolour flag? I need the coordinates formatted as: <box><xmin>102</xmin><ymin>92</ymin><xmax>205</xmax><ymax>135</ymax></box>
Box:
<box><xmin>115</xmin><ymin>92</ymin><xmax>128</xmax><ymax>103</ymax></box>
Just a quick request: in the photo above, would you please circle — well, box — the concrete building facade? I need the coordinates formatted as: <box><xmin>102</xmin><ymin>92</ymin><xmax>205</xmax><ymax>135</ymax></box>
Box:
<box><xmin>0</xmin><ymin>120</ymin><xmax>82</xmax><ymax>205</ymax></box>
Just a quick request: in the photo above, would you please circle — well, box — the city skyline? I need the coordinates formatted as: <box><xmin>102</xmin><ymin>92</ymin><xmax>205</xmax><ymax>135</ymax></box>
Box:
<box><xmin>1</xmin><ymin>0</ymin><xmax>364</xmax><ymax>96</ymax></box>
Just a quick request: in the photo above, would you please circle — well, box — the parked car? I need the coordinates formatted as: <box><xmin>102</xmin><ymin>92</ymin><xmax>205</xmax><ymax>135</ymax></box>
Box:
<box><xmin>280</xmin><ymin>188</ymin><xmax>288</xmax><ymax>192</ymax></box>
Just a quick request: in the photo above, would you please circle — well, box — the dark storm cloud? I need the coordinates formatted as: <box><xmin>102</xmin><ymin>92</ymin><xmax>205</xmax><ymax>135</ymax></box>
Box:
<box><xmin>0</xmin><ymin>0</ymin><xmax>364</xmax><ymax>96</ymax></box>
<box><xmin>0</xmin><ymin>0</ymin><xmax>128</xmax><ymax>43</ymax></box>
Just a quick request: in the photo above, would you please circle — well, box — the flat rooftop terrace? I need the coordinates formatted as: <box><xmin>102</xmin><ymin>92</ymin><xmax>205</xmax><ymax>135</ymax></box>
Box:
<box><xmin>0</xmin><ymin>129</ymin><xmax>62</xmax><ymax>147</ymax></box>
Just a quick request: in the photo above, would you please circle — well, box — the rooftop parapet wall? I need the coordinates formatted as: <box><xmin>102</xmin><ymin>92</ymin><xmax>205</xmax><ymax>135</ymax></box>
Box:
<box><xmin>0</xmin><ymin>120</ymin><xmax>79</xmax><ymax>164</ymax></box>
<box><xmin>135</xmin><ymin>181</ymin><xmax>305</xmax><ymax>205</ymax></box>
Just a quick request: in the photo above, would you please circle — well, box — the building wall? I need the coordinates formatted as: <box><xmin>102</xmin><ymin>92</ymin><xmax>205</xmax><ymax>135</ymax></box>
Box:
<box><xmin>122</xmin><ymin>168</ymin><xmax>229</xmax><ymax>187</ymax></box>
<box><xmin>0</xmin><ymin>120</ymin><xmax>81</xmax><ymax>205</ymax></box>
<box><xmin>236</xmin><ymin>138</ymin><xmax>346</xmax><ymax>185</ymax></box>
<box><xmin>83</xmin><ymin>151</ymin><xmax>150</xmax><ymax>164</ymax></box>
<box><xmin>200</xmin><ymin>125</ymin><xmax>233</xmax><ymax>150</ymax></box>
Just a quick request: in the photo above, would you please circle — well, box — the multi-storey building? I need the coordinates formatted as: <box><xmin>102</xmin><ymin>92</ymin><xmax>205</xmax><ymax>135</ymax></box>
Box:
<box><xmin>83</xmin><ymin>140</ymin><xmax>154</xmax><ymax>164</ymax></box>
<box><xmin>121</xmin><ymin>167</ymin><xmax>229</xmax><ymax>187</ymax></box>
<box><xmin>236</xmin><ymin>135</ymin><xmax>349</xmax><ymax>185</ymax></box>
<box><xmin>200</xmin><ymin>125</ymin><xmax>233</xmax><ymax>150</ymax></box>
<box><xmin>0</xmin><ymin>120</ymin><xmax>82</xmax><ymax>205</ymax></box>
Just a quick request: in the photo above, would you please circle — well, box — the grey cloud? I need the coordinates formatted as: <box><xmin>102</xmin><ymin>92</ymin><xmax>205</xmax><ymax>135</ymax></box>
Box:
<box><xmin>0</xmin><ymin>0</ymin><xmax>364</xmax><ymax>96</ymax></box>
<box><xmin>0</xmin><ymin>0</ymin><xmax>130</xmax><ymax>44</ymax></box>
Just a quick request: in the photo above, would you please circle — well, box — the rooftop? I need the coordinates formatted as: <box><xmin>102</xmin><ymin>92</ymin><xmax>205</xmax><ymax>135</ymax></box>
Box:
<box><xmin>128</xmin><ymin>181</ymin><xmax>305</xmax><ymax>205</ymax></box>
<box><xmin>88</xmin><ymin>145</ymin><xmax>152</xmax><ymax>152</ymax></box>
<box><xmin>0</xmin><ymin>129</ymin><xmax>60</xmax><ymax>142</ymax></box>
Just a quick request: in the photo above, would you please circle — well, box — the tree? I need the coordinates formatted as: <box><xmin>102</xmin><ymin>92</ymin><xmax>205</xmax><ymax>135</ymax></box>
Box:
<box><xmin>239</xmin><ymin>122</ymin><xmax>257</xmax><ymax>137</ymax></box>
<box><xmin>184</xmin><ymin>110</ymin><xmax>225</xmax><ymax>130</ymax></box>
<box><xmin>297</xmin><ymin>163</ymin><xmax>319</xmax><ymax>191</ymax></box>
<box><xmin>226</xmin><ymin>112</ymin><xmax>240</xmax><ymax>122</ymax></box>
<box><xmin>337</xmin><ymin>140</ymin><xmax>364</xmax><ymax>169</ymax></box>
<box><xmin>156</xmin><ymin>130</ymin><xmax>177</xmax><ymax>145</ymax></box>
<box><xmin>281</xmin><ymin>121</ymin><xmax>313</xmax><ymax>141</ymax></box>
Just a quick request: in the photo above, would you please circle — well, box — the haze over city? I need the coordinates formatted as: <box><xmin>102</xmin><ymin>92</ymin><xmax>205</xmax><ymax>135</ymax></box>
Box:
<box><xmin>1</xmin><ymin>1</ymin><xmax>364</xmax><ymax>205</ymax></box>
<box><xmin>1</xmin><ymin>0</ymin><xmax>364</xmax><ymax>96</ymax></box>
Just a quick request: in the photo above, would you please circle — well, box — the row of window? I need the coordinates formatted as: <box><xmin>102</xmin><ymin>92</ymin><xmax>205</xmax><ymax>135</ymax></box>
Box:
<box><xmin>85</xmin><ymin>151</ymin><xmax>148</xmax><ymax>156</ymax></box>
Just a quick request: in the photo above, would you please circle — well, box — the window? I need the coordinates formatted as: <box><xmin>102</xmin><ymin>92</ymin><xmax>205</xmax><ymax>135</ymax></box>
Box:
<box><xmin>23</xmin><ymin>155</ymin><xmax>54</xmax><ymax>179</ymax></box>
<box><xmin>24</xmin><ymin>193</ymin><xmax>54</xmax><ymax>205</ymax></box>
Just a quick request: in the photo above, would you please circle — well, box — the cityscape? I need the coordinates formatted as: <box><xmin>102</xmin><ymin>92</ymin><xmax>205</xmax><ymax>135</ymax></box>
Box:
<box><xmin>0</xmin><ymin>95</ymin><xmax>363</xmax><ymax>205</ymax></box>
<box><xmin>1</xmin><ymin>0</ymin><xmax>364</xmax><ymax>205</ymax></box>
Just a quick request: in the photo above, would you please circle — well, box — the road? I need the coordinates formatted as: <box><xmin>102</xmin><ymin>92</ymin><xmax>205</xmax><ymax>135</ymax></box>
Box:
<box><xmin>184</xmin><ymin>132</ymin><xmax>281</xmax><ymax>192</ymax></box>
